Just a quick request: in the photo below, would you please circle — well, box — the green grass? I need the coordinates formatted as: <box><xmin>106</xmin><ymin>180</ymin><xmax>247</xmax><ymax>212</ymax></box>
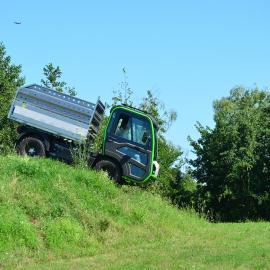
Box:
<box><xmin>0</xmin><ymin>155</ymin><xmax>270</xmax><ymax>269</ymax></box>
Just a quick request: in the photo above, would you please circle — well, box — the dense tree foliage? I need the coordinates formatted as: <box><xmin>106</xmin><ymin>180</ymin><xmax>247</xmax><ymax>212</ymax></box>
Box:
<box><xmin>41</xmin><ymin>63</ymin><xmax>77</xmax><ymax>96</ymax></box>
<box><xmin>0</xmin><ymin>43</ymin><xmax>24</xmax><ymax>153</ymax></box>
<box><xmin>190</xmin><ymin>87</ymin><xmax>270</xmax><ymax>221</ymax></box>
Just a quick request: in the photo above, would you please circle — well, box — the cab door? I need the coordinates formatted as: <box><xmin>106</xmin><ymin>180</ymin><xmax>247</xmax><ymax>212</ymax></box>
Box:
<box><xmin>104</xmin><ymin>108</ymin><xmax>153</xmax><ymax>183</ymax></box>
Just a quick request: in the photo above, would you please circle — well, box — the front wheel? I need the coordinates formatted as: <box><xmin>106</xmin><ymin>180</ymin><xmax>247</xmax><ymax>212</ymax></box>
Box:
<box><xmin>19</xmin><ymin>137</ymin><xmax>46</xmax><ymax>157</ymax></box>
<box><xmin>95</xmin><ymin>159</ymin><xmax>122</xmax><ymax>184</ymax></box>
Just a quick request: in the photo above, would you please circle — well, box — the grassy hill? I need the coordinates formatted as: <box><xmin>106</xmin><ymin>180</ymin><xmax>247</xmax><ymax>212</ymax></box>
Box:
<box><xmin>0</xmin><ymin>155</ymin><xmax>270</xmax><ymax>269</ymax></box>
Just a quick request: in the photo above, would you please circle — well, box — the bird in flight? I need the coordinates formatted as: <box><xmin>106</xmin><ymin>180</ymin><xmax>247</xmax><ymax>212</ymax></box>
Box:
<box><xmin>13</xmin><ymin>21</ymin><xmax>21</xmax><ymax>25</ymax></box>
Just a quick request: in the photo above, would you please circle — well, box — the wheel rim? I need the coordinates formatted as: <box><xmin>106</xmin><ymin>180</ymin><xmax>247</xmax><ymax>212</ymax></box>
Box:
<box><xmin>25</xmin><ymin>141</ymin><xmax>42</xmax><ymax>157</ymax></box>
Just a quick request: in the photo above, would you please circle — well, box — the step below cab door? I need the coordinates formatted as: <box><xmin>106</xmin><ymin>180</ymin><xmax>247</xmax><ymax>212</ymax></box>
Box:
<box><xmin>104</xmin><ymin>108</ymin><xmax>153</xmax><ymax>183</ymax></box>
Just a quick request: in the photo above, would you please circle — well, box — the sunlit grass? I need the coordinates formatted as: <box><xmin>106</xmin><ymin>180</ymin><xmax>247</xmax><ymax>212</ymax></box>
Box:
<box><xmin>0</xmin><ymin>155</ymin><xmax>269</xmax><ymax>269</ymax></box>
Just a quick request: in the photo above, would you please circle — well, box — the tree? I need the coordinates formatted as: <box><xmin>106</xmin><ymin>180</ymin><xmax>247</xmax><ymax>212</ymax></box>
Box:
<box><xmin>190</xmin><ymin>86</ymin><xmax>270</xmax><ymax>221</ymax></box>
<box><xmin>169</xmin><ymin>170</ymin><xmax>197</xmax><ymax>208</ymax></box>
<box><xmin>41</xmin><ymin>63</ymin><xmax>77</xmax><ymax>96</ymax></box>
<box><xmin>140</xmin><ymin>90</ymin><xmax>177</xmax><ymax>134</ymax></box>
<box><xmin>0</xmin><ymin>42</ymin><xmax>25</xmax><ymax>153</ymax></box>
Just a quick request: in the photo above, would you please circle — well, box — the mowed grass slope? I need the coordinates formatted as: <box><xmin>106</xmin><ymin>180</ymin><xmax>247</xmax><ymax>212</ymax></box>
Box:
<box><xmin>0</xmin><ymin>155</ymin><xmax>269</xmax><ymax>270</ymax></box>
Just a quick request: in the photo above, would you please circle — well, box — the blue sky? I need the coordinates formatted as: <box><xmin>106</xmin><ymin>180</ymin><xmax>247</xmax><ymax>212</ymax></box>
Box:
<box><xmin>1</xmin><ymin>1</ymin><xmax>269</xmax><ymax>156</ymax></box>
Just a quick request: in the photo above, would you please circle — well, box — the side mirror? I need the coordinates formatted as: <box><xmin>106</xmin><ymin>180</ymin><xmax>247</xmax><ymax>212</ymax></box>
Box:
<box><xmin>142</xmin><ymin>131</ymin><xmax>150</xmax><ymax>144</ymax></box>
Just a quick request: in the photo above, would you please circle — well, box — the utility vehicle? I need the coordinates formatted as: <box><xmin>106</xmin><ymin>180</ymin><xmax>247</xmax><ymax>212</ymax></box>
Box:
<box><xmin>8</xmin><ymin>84</ymin><xmax>159</xmax><ymax>184</ymax></box>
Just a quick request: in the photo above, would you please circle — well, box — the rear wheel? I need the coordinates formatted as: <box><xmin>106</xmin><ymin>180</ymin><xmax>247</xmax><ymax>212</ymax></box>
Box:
<box><xmin>95</xmin><ymin>159</ymin><xmax>122</xmax><ymax>184</ymax></box>
<box><xmin>19</xmin><ymin>137</ymin><xmax>46</xmax><ymax>157</ymax></box>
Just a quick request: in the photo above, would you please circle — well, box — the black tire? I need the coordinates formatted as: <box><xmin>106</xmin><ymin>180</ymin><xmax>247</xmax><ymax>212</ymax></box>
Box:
<box><xmin>95</xmin><ymin>159</ymin><xmax>122</xmax><ymax>184</ymax></box>
<box><xmin>19</xmin><ymin>137</ymin><xmax>46</xmax><ymax>158</ymax></box>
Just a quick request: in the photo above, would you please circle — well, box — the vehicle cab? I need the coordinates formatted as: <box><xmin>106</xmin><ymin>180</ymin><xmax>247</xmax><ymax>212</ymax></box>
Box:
<box><xmin>101</xmin><ymin>105</ymin><xmax>159</xmax><ymax>184</ymax></box>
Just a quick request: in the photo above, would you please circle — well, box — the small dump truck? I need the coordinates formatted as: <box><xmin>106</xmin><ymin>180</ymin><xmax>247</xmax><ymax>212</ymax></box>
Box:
<box><xmin>8</xmin><ymin>84</ymin><xmax>159</xmax><ymax>184</ymax></box>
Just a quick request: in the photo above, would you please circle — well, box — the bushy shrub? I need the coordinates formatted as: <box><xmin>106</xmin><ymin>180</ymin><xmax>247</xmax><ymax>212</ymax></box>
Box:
<box><xmin>0</xmin><ymin>42</ymin><xmax>24</xmax><ymax>154</ymax></box>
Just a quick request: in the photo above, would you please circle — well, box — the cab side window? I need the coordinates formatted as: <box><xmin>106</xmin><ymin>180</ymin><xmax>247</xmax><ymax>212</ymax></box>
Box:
<box><xmin>114</xmin><ymin>114</ymin><xmax>132</xmax><ymax>140</ymax></box>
